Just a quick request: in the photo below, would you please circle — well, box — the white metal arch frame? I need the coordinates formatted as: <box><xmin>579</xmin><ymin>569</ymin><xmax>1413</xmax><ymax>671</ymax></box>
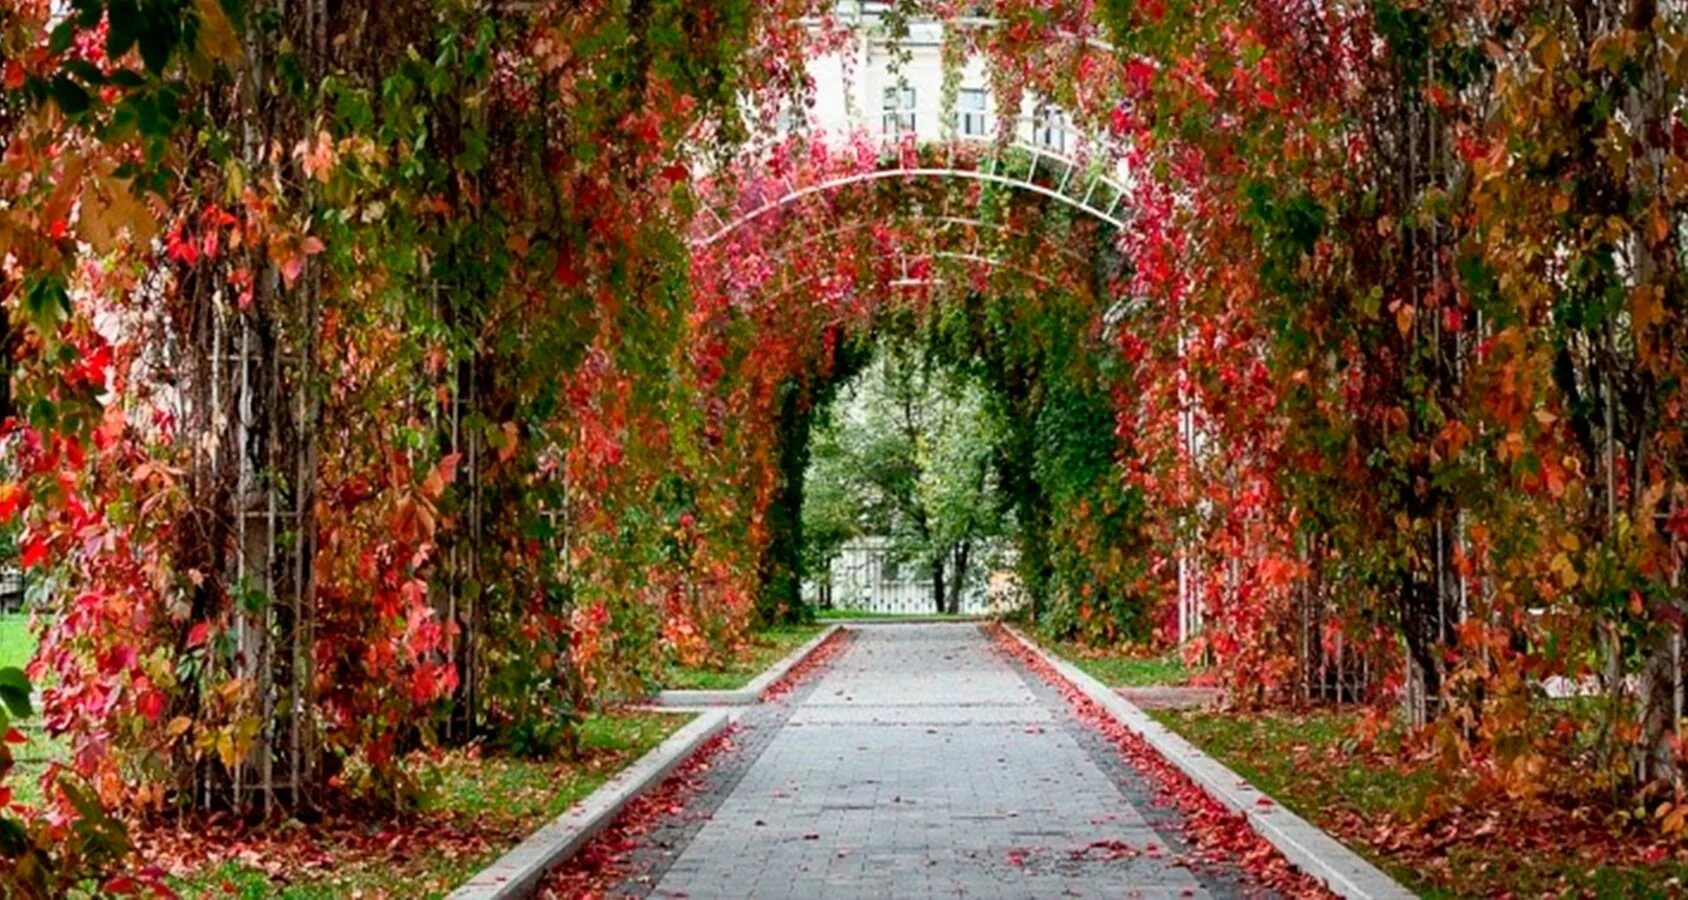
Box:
<box><xmin>693</xmin><ymin>2</ymin><xmax>1141</xmax><ymax>247</ymax></box>
<box><xmin>715</xmin><ymin>212</ymin><xmax>1098</xmax><ymax>281</ymax></box>
<box><xmin>751</xmin><ymin>249</ymin><xmax>1065</xmax><ymax>312</ymax></box>
<box><xmin>695</xmin><ymin>206</ymin><xmax>1112</xmax><ymax>329</ymax></box>
<box><xmin>694</xmin><ymin>112</ymin><xmax>1134</xmax><ymax>248</ymax></box>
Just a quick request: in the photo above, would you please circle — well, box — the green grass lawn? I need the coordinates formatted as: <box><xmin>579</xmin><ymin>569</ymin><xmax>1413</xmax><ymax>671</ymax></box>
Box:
<box><xmin>663</xmin><ymin>623</ymin><xmax>825</xmax><ymax>690</ymax></box>
<box><xmin>0</xmin><ymin>613</ymin><xmax>36</xmax><ymax>671</ymax></box>
<box><xmin>1153</xmin><ymin>707</ymin><xmax>1688</xmax><ymax>898</ymax></box>
<box><xmin>1061</xmin><ymin>650</ymin><xmax>1189</xmax><ymax>687</ymax></box>
<box><xmin>1037</xmin><ymin>634</ymin><xmax>1191</xmax><ymax>687</ymax></box>
<box><xmin>1</xmin><ymin>614</ymin><xmax>59</xmax><ymax>813</ymax></box>
<box><xmin>8</xmin><ymin>724</ymin><xmax>67</xmax><ymax>807</ymax></box>
<box><xmin>172</xmin><ymin>710</ymin><xmax>693</xmax><ymax>899</ymax></box>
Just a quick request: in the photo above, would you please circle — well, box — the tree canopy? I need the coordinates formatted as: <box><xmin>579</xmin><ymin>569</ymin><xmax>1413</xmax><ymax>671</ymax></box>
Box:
<box><xmin>803</xmin><ymin>340</ymin><xmax>1012</xmax><ymax>614</ymax></box>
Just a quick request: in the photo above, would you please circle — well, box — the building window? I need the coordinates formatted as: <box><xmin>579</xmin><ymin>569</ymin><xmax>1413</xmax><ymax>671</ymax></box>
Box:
<box><xmin>957</xmin><ymin>87</ymin><xmax>987</xmax><ymax>137</ymax></box>
<box><xmin>1035</xmin><ymin>103</ymin><xmax>1067</xmax><ymax>153</ymax></box>
<box><xmin>882</xmin><ymin>85</ymin><xmax>916</xmax><ymax>135</ymax></box>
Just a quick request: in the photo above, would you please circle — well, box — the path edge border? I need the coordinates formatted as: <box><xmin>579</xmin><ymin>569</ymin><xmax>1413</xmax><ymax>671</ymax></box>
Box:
<box><xmin>654</xmin><ymin>624</ymin><xmax>843</xmax><ymax>707</ymax></box>
<box><xmin>447</xmin><ymin>708</ymin><xmax>732</xmax><ymax>900</ymax></box>
<box><xmin>1000</xmin><ymin>625</ymin><xmax>1416</xmax><ymax>900</ymax></box>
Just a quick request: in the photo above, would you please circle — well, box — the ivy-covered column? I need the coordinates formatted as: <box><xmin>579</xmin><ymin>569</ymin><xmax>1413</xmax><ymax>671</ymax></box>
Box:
<box><xmin>757</xmin><ymin>379</ymin><xmax>814</xmax><ymax>625</ymax></box>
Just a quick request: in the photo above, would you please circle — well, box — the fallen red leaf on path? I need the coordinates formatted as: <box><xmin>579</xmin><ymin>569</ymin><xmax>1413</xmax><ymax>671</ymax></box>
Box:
<box><xmin>538</xmin><ymin>729</ymin><xmax>739</xmax><ymax>898</ymax></box>
<box><xmin>540</xmin><ymin>630</ymin><xmax>847</xmax><ymax>896</ymax></box>
<box><xmin>1068</xmin><ymin>838</ymin><xmax>1139</xmax><ymax>861</ymax></box>
<box><xmin>760</xmin><ymin>629</ymin><xmax>851</xmax><ymax>702</ymax></box>
<box><xmin>987</xmin><ymin>625</ymin><xmax>1332</xmax><ymax>898</ymax></box>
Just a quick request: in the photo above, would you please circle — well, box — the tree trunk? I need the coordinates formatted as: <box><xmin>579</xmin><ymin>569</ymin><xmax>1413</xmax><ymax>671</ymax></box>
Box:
<box><xmin>931</xmin><ymin>555</ymin><xmax>946</xmax><ymax>615</ymax></box>
<box><xmin>1623</xmin><ymin>0</ymin><xmax>1677</xmax><ymax>787</ymax></box>
<box><xmin>1637</xmin><ymin>623</ymin><xmax>1680</xmax><ymax>787</ymax></box>
<box><xmin>947</xmin><ymin>540</ymin><xmax>971</xmax><ymax>615</ymax></box>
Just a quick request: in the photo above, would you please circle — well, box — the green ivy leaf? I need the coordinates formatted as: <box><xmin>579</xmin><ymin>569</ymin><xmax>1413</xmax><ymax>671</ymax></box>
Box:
<box><xmin>0</xmin><ymin>667</ymin><xmax>31</xmax><ymax>719</ymax></box>
<box><xmin>63</xmin><ymin>59</ymin><xmax>107</xmax><ymax>87</ymax></box>
<box><xmin>108</xmin><ymin>0</ymin><xmax>143</xmax><ymax>59</ymax></box>
<box><xmin>0</xmin><ymin>817</ymin><xmax>28</xmax><ymax>856</ymax></box>
<box><xmin>49</xmin><ymin>75</ymin><xmax>92</xmax><ymax>116</ymax></box>
<box><xmin>47</xmin><ymin>21</ymin><xmax>77</xmax><ymax>56</ymax></box>
<box><xmin>138</xmin><ymin>11</ymin><xmax>176</xmax><ymax>75</ymax></box>
<box><xmin>108</xmin><ymin>69</ymin><xmax>147</xmax><ymax>89</ymax></box>
<box><xmin>24</xmin><ymin>277</ymin><xmax>71</xmax><ymax>329</ymax></box>
<box><xmin>59</xmin><ymin>779</ymin><xmax>106</xmax><ymax>823</ymax></box>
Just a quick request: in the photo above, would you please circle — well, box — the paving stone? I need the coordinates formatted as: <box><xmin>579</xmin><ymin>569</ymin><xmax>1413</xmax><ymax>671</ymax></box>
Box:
<box><xmin>617</xmin><ymin>624</ymin><xmax>1272</xmax><ymax>899</ymax></box>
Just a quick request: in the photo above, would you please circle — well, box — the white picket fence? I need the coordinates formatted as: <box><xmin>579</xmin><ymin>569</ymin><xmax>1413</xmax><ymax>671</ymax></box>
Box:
<box><xmin>805</xmin><ymin>538</ymin><xmax>1023</xmax><ymax>616</ymax></box>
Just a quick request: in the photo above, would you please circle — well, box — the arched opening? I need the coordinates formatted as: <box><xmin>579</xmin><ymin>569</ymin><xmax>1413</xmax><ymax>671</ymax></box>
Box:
<box><xmin>688</xmin><ymin>131</ymin><xmax>1146</xmax><ymax>634</ymax></box>
<box><xmin>801</xmin><ymin>339</ymin><xmax>1018</xmax><ymax>617</ymax></box>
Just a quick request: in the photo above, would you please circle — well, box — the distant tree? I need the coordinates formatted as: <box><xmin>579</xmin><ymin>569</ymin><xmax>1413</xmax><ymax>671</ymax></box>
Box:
<box><xmin>804</xmin><ymin>342</ymin><xmax>1010</xmax><ymax>613</ymax></box>
<box><xmin>800</xmin><ymin>419</ymin><xmax>864</xmax><ymax>609</ymax></box>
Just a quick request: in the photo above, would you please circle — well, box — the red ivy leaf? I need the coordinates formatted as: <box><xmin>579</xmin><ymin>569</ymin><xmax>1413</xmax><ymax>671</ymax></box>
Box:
<box><xmin>19</xmin><ymin>535</ymin><xmax>48</xmax><ymax>569</ymax></box>
<box><xmin>555</xmin><ymin>245</ymin><xmax>583</xmax><ymax>288</ymax></box>
<box><xmin>136</xmin><ymin>689</ymin><xmax>164</xmax><ymax>722</ymax></box>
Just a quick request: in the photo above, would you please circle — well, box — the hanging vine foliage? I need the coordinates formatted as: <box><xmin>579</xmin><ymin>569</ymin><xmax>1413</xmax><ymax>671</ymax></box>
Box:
<box><xmin>0</xmin><ymin>0</ymin><xmax>1686</xmax><ymax>883</ymax></box>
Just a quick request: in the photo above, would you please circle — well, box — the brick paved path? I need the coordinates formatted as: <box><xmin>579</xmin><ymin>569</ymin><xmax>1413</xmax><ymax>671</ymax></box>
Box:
<box><xmin>626</xmin><ymin>624</ymin><xmax>1269</xmax><ymax>899</ymax></box>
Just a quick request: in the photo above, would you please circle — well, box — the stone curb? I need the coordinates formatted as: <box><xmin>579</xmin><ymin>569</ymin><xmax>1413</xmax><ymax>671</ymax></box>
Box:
<box><xmin>654</xmin><ymin>624</ymin><xmax>843</xmax><ymax>708</ymax></box>
<box><xmin>448</xmin><ymin>709</ymin><xmax>732</xmax><ymax>900</ymax></box>
<box><xmin>1001</xmin><ymin>625</ymin><xmax>1416</xmax><ymax>900</ymax></box>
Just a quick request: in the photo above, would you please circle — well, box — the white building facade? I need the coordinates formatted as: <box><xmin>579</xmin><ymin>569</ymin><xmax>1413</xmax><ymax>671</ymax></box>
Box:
<box><xmin>788</xmin><ymin>3</ymin><xmax>1091</xmax><ymax>162</ymax></box>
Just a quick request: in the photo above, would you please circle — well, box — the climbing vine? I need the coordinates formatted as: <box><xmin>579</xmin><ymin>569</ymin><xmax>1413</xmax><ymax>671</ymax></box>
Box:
<box><xmin>1</xmin><ymin>0</ymin><xmax>1687</xmax><ymax>884</ymax></box>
